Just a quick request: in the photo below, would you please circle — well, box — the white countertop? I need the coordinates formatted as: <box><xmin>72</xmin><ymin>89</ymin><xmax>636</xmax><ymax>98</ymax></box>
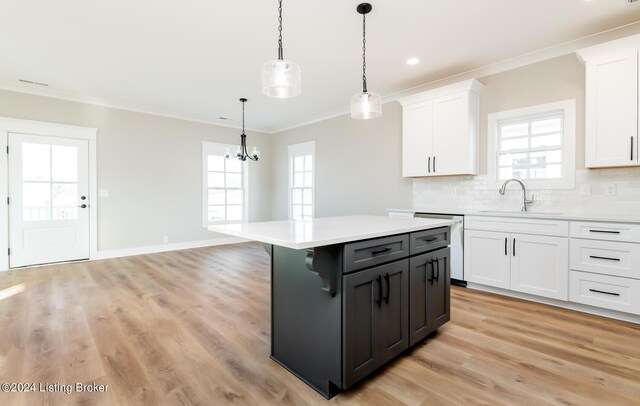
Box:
<box><xmin>387</xmin><ymin>208</ymin><xmax>640</xmax><ymax>224</ymax></box>
<box><xmin>209</xmin><ymin>215</ymin><xmax>453</xmax><ymax>250</ymax></box>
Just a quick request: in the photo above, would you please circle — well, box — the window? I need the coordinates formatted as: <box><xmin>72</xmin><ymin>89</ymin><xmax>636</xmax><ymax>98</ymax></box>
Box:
<box><xmin>288</xmin><ymin>141</ymin><xmax>315</xmax><ymax>220</ymax></box>
<box><xmin>202</xmin><ymin>142</ymin><xmax>247</xmax><ymax>225</ymax></box>
<box><xmin>488</xmin><ymin>100</ymin><xmax>576</xmax><ymax>190</ymax></box>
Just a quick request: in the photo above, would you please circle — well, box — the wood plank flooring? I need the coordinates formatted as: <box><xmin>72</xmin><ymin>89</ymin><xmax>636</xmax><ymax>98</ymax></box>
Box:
<box><xmin>0</xmin><ymin>242</ymin><xmax>639</xmax><ymax>405</ymax></box>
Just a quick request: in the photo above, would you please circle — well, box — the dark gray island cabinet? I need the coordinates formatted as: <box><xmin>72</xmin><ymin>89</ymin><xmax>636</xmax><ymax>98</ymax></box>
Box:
<box><xmin>210</xmin><ymin>215</ymin><xmax>452</xmax><ymax>399</ymax></box>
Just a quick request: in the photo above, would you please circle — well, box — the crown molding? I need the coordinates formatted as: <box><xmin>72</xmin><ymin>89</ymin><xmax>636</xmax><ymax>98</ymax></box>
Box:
<box><xmin>0</xmin><ymin>81</ymin><xmax>269</xmax><ymax>135</ymax></box>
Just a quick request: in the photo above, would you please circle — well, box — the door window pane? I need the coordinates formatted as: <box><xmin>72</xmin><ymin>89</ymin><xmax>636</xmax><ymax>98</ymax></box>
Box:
<box><xmin>52</xmin><ymin>183</ymin><xmax>78</xmax><ymax>221</ymax></box>
<box><xmin>52</xmin><ymin>146</ymin><xmax>78</xmax><ymax>182</ymax></box>
<box><xmin>23</xmin><ymin>182</ymin><xmax>51</xmax><ymax>221</ymax></box>
<box><xmin>22</xmin><ymin>143</ymin><xmax>50</xmax><ymax>182</ymax></box>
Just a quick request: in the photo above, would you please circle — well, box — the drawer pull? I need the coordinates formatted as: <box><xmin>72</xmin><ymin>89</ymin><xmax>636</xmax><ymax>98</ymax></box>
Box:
<box><xmin>423</xmin><ymin>237</ymin><xmax>438</xmax><ymax>243</ymax></box>
<box><xmin>589</xmin><ymin>255</ymin><xmax>621</xmax><ymax>262</ymax></box>
<box><xmin>589</xmin><ymin>229</ymin><xmax>620</xmax><ymax>234</ymax></box>
<box><xmin>588</xmin><ymin>288</ymin><xmax>620</xmax><ymax>297</ymax></box>
<box><xmin>371</xmin><ymin>247</ymin><xmax>391</xmax><ymax>255</ymax></box>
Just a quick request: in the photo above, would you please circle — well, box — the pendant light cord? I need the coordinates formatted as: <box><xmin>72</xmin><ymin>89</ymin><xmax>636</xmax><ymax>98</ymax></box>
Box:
<box><xmin>277</xmin><ymin>0</ymin><xmax>284</xmax><ymax>60</ymax></box>
<box><xmin>362</xmin><ymin>12</ymin><xmax>367</xmax><ymax>93</ymax></box>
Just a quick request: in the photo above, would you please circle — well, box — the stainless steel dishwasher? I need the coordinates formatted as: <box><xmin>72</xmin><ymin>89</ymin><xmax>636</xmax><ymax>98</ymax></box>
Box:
<box><xmin>416</xmin><ymin>213</ymin><xmax>465</xmax><ymax>286</ymax></box>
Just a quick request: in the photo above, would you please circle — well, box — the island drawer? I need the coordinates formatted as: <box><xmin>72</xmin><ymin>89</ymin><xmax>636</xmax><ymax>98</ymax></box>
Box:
<box><xmin>410</xmin><ymin>227</ymin><xmax>450</xmax><ymax>255</ymax></box>
<box><xmin>344</xmin><ymin>234</ymin><xmax>409</xmax><ymax>273</ymax></box>
<box><xmin>569</xmin><ymin>271</ymin><xmax>640</xmax><ymax>315</ymax></box>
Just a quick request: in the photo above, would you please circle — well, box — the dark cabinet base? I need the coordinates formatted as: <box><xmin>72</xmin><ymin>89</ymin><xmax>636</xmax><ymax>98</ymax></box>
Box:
<box><xmin>267</xmin><ymin>229</ymin><xmax>451</xmax><ymax>399</ymax></box>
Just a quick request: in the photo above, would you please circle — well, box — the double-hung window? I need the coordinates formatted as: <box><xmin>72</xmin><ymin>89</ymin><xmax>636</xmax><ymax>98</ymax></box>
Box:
<box><xmin>488</xmin><ymin>100</ymin><xmax>576</xmax><ymax>189</ymax></box>
<box><xmin>202</xmin><ymin>142</ymin><xmax>247</xmax><ymax>226</ymax></box>
<box><xmin>288</xmin><ymin>141</ymin><xmax>315</xmax><ymax>220</ymax></box>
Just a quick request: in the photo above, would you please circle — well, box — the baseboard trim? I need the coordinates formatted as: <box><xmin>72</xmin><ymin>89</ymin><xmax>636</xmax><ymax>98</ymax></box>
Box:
<box><xmin>95</xmin><ymin>237</ymin><xmax>249</xmax><ymax>260</ymax></box>
<box><xmin>466</xmin><ymin>282</ymin><xmax>640</xmax><ymax>325</ymax></box>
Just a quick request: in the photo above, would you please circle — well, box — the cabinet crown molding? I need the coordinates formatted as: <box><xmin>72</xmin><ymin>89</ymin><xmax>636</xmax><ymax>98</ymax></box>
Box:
<box><xmin>576</xmin><ymin>33</ymin><xmax>640</xmax><ymax>63</ymax></box>
<box><xmin>398</xmin><ymin>79</ymin><xmax>485</xmax><ymax>107</ymax></box>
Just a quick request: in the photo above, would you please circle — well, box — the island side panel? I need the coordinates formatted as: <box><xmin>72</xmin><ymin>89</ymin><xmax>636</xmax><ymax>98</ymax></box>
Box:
<box><xmin>271</xmin><ymin>245</ymin><xmax>343</xmax><ymax>398</ymax></box>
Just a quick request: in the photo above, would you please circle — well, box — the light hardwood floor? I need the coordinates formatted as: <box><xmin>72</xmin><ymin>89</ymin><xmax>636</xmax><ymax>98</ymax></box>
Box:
<box><xmin>0</xmin><ymin>242</ymin><xmax>639</xmax><ymax>405</ymax></box>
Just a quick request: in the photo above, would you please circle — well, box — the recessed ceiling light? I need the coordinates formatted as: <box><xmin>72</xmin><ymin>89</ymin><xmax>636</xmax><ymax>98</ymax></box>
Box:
<box><xmin>406</xmin><ymin>58</ymin><xmax>420</xmax><ymax>66</ymax></box>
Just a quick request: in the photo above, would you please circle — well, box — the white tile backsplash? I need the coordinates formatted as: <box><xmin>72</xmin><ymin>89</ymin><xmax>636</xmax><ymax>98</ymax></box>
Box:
<box><xmin>413</xmin><ymin>168</ymin><xmax>640</xmax><ymax>215</ymax></box>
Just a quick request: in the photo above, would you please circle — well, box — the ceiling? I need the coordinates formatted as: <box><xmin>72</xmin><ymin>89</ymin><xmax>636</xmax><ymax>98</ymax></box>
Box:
<box><xmin>1</xmin><ymin>0</ymin><xmax>640</xmax><ymax>133</ymax></box>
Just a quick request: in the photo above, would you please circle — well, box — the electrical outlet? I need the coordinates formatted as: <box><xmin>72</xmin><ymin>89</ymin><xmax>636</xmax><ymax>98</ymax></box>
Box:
<box><xmin>580</xmin><ymin>184</ymin><xmax>591</xmax><ymax>196</ymax></box>
<box><xmin>162</xmin><ymin>236</ymin><xmax>169</xmax><ymax>244</ymax></box>
<box><xmin>604</xmin><ymin>183</ymin><xmax>617</xmax><ymax>196</ymax></box>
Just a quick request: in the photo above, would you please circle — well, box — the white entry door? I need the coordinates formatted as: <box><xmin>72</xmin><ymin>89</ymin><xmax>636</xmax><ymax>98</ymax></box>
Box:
<box><xmin>8</xmin><ymin>133</ymin><xmax>90</xmax><ymax>267</ymax></box>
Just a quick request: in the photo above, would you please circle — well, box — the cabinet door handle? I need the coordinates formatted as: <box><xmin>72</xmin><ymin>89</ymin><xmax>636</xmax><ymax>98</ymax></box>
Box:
<box><xmin>434</xmin><ymin>258</ymin><xmax>440</xmax><ymax>282</ymax></box>
<box><xmin>632</xmin><ymin>136</ymin><xmax>634</xmax><ymax>161</ymax></box>
<box><xmin>371</xmin><ymin>247</ymin><xmax>391</xmax><ymax>256</ymax></box>
<box><xmin>433</xmin><ymin>156</ymin><xmax>436</xmax><ymax>172</ymax></box>
<box><xmin>589</xmin><ymin>255</ymin><xmax>621</xmax><ymax>262</ymax></box>
<box><xmin>589</xmin><ymin>229</ymin><xmax>620</xmax><ymax>234</ymax></box>
<box><xmin>375</xmin><ymin>275</ymin><xmax>383</xmax><ymax>307</ymax></box>
<box><xmin>512</xmin><ymin>238</ymin><xmax>516</xmax><ymax>257</ymax></box>
<box><xmin>428</xmin><ymin>157</ymin><xmax>431</xmax><ymax>173</ymax></box>
<box><xmin>383</xmin><ymin>273</ymin><xmax>390</xmax><ymax>304</ymax></box>
<box><xmin>589</xmin><ymin>288</ymin><xmax>620</xmax><ymax>297</ymax></box>
<box><xmin>504</xmin><ymin>237</ymin><xmax>508</xmax><ymax>256</ymax></box>
<box><xmin>427</xmin><ymin>259</ymin><xmax>435</xmax><ymax>284</ymax></box>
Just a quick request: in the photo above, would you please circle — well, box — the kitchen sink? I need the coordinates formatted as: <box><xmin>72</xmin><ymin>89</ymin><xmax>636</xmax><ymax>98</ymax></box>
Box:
<box><xmin>477</xmin><ymin>210</ymin><xmax>564</xmax><ymax>216</ymax></box>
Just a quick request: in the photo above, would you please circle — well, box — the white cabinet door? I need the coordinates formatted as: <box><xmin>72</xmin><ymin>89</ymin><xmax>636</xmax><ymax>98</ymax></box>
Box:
<box><xmin>464</xmin><ymin>230</ymin><xmax>511</xmax><ymax>289</ymax></box>
<box><xmin>510</xmin><ymin>233</ymin><xmax>569</xmax><ymax>300</ymax></box>
<box><xmin>402</xmin><ymin>101</ymin><xmax>432</xmax><ymax>177</ymax></box>
<box><xmin>585</xmin><ymin>49</ymin><xmax>638</xmax><ymax>168</ymax></box>
<box><xmin>432</xmin><ymin>91</ymin><xmax>470</xmax><ymax>176</ymax></box>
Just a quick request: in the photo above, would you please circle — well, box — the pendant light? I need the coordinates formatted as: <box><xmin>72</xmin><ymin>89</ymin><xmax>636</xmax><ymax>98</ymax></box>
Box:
<box><xmin>351</xmin><ymin>3</ymin><xmax>382</xmax><ymax>120</ymax></box>
<box><xmin>225</xmin><ymin>98</ymin><xmax>260</xmax><ymax>162</ymax></box>
<box><xmin>261</xmin><ymin>0</ymin><xmax>301</xmax><ymax>98</ymax></box>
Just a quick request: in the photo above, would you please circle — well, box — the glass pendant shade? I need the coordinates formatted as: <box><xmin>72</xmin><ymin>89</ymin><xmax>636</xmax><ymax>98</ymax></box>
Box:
<box><xmin>261</xmin><ymin>59</ymin><xmax>301</xmax><ymax>98</ymax></box>
<box><xmin>350</xmin><ymin>91</ymin><xmax>382</xmax><ymax>120</ymax></box>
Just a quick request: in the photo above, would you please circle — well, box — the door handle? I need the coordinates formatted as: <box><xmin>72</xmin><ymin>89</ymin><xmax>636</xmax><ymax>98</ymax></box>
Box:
<box><xmin>434</xmin><ymin>258</ymin><xmax>440</xmax><ymax>282</ymax></box>
<box><xmin>375</xmin><ymin>275</ymin><xmax>383</xmax><ymax>307</ymax></box>
<box><xmin>428</xmin><ymin>157</ymin><xmax>431</xmax><ymax>173</ymax></box>
<box><xmin>78</xmin><ymin>204</ymin><xmax>87</xmax><ymax>209</ymax></box>
<box><xmin>504</xmin><ymin>237</ymin><xmax>508</xmax><ymax>256</ymax></box>
<box><xmin>80</xmin><ymin>196</ymin><xmax>87</xmax><ymax>200</ymax></box>
<box><xmin>433</xmin><ymin>156</ymin><xmax>436</xmax><ymax>172</ymax></box>
<box><xmin>512</xmin><ymin>238</ymin><xmax>516</xmax><ymax>256</ymax></box>
<box><xmin>383</xmin><ymin>273</ymin><xmax>390</xmax><ymax>304</ymax></box>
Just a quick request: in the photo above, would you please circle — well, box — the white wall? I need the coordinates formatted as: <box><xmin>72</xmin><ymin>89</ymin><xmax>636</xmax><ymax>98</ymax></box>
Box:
<box><xmin>269</xmin><ymin>102</ymin><xmax>413</xmax><ymax>220</ymax></box>
<box><xmin>0</xmin><ymin>89</ymin><xmax>272</xmax><ymax>252</ymax></box>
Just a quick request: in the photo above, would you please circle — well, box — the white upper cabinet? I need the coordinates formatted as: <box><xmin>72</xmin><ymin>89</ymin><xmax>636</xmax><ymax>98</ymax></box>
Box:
<box><xmin>578</xmin><ymin>36</ymin><xmax>640</xmax><ymax>168</ymax></box>
<box><xmin>399</xmin><ymin>79</ymin><xmax>483</xmax><ymax>178</ymax></box>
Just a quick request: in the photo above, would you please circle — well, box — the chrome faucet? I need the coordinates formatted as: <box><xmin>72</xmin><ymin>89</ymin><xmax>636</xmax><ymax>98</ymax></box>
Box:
<box><xmin>499</xmin><ymin>178</ymin><xmax>534</xmax><ymax>213</ymax></box>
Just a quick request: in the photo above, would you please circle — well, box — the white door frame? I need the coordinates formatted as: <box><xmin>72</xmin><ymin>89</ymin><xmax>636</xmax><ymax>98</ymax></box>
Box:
<box><xmin>0</xmin><ymin>117</ymin><xmax>98</xmax><ymax>271</ymax></box>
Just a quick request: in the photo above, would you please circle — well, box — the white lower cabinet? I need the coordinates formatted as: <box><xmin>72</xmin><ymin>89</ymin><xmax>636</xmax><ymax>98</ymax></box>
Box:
<box><xmin>465</xmin><ymin>230</ymin><xmax>511</xmax><ymax>289</ymax></box>
<box><xmin>465</xmin><ymin>229</ymin><xmax>568</xmax><ymax>300</ymax></box>
<box><xmin>511</xmin><ymin>234</ymin><xmax>568</xmax><ymax>300</ymax></box>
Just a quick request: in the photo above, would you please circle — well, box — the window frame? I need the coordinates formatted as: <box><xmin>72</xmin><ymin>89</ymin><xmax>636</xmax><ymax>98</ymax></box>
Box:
<box><xmin>287</xmin><ymin>141</ymin><xmax>316</xmax><ymax>221</ymax></box>
<box><xmin>487</xmin><ymin>99</ymin><xmax>576</xmax><ymax>190</ymax></box>
<box><xmin>202</xmin><ymin>141</ymin><xmax>249</xmax><ymax>227</ymax></box>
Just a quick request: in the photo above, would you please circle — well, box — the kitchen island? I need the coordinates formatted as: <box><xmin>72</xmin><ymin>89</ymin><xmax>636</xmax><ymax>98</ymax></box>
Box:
<box><xmin>210</xmin><ymin>215</ymin><xmax>453</xmax><ymax>398</ymax></box>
